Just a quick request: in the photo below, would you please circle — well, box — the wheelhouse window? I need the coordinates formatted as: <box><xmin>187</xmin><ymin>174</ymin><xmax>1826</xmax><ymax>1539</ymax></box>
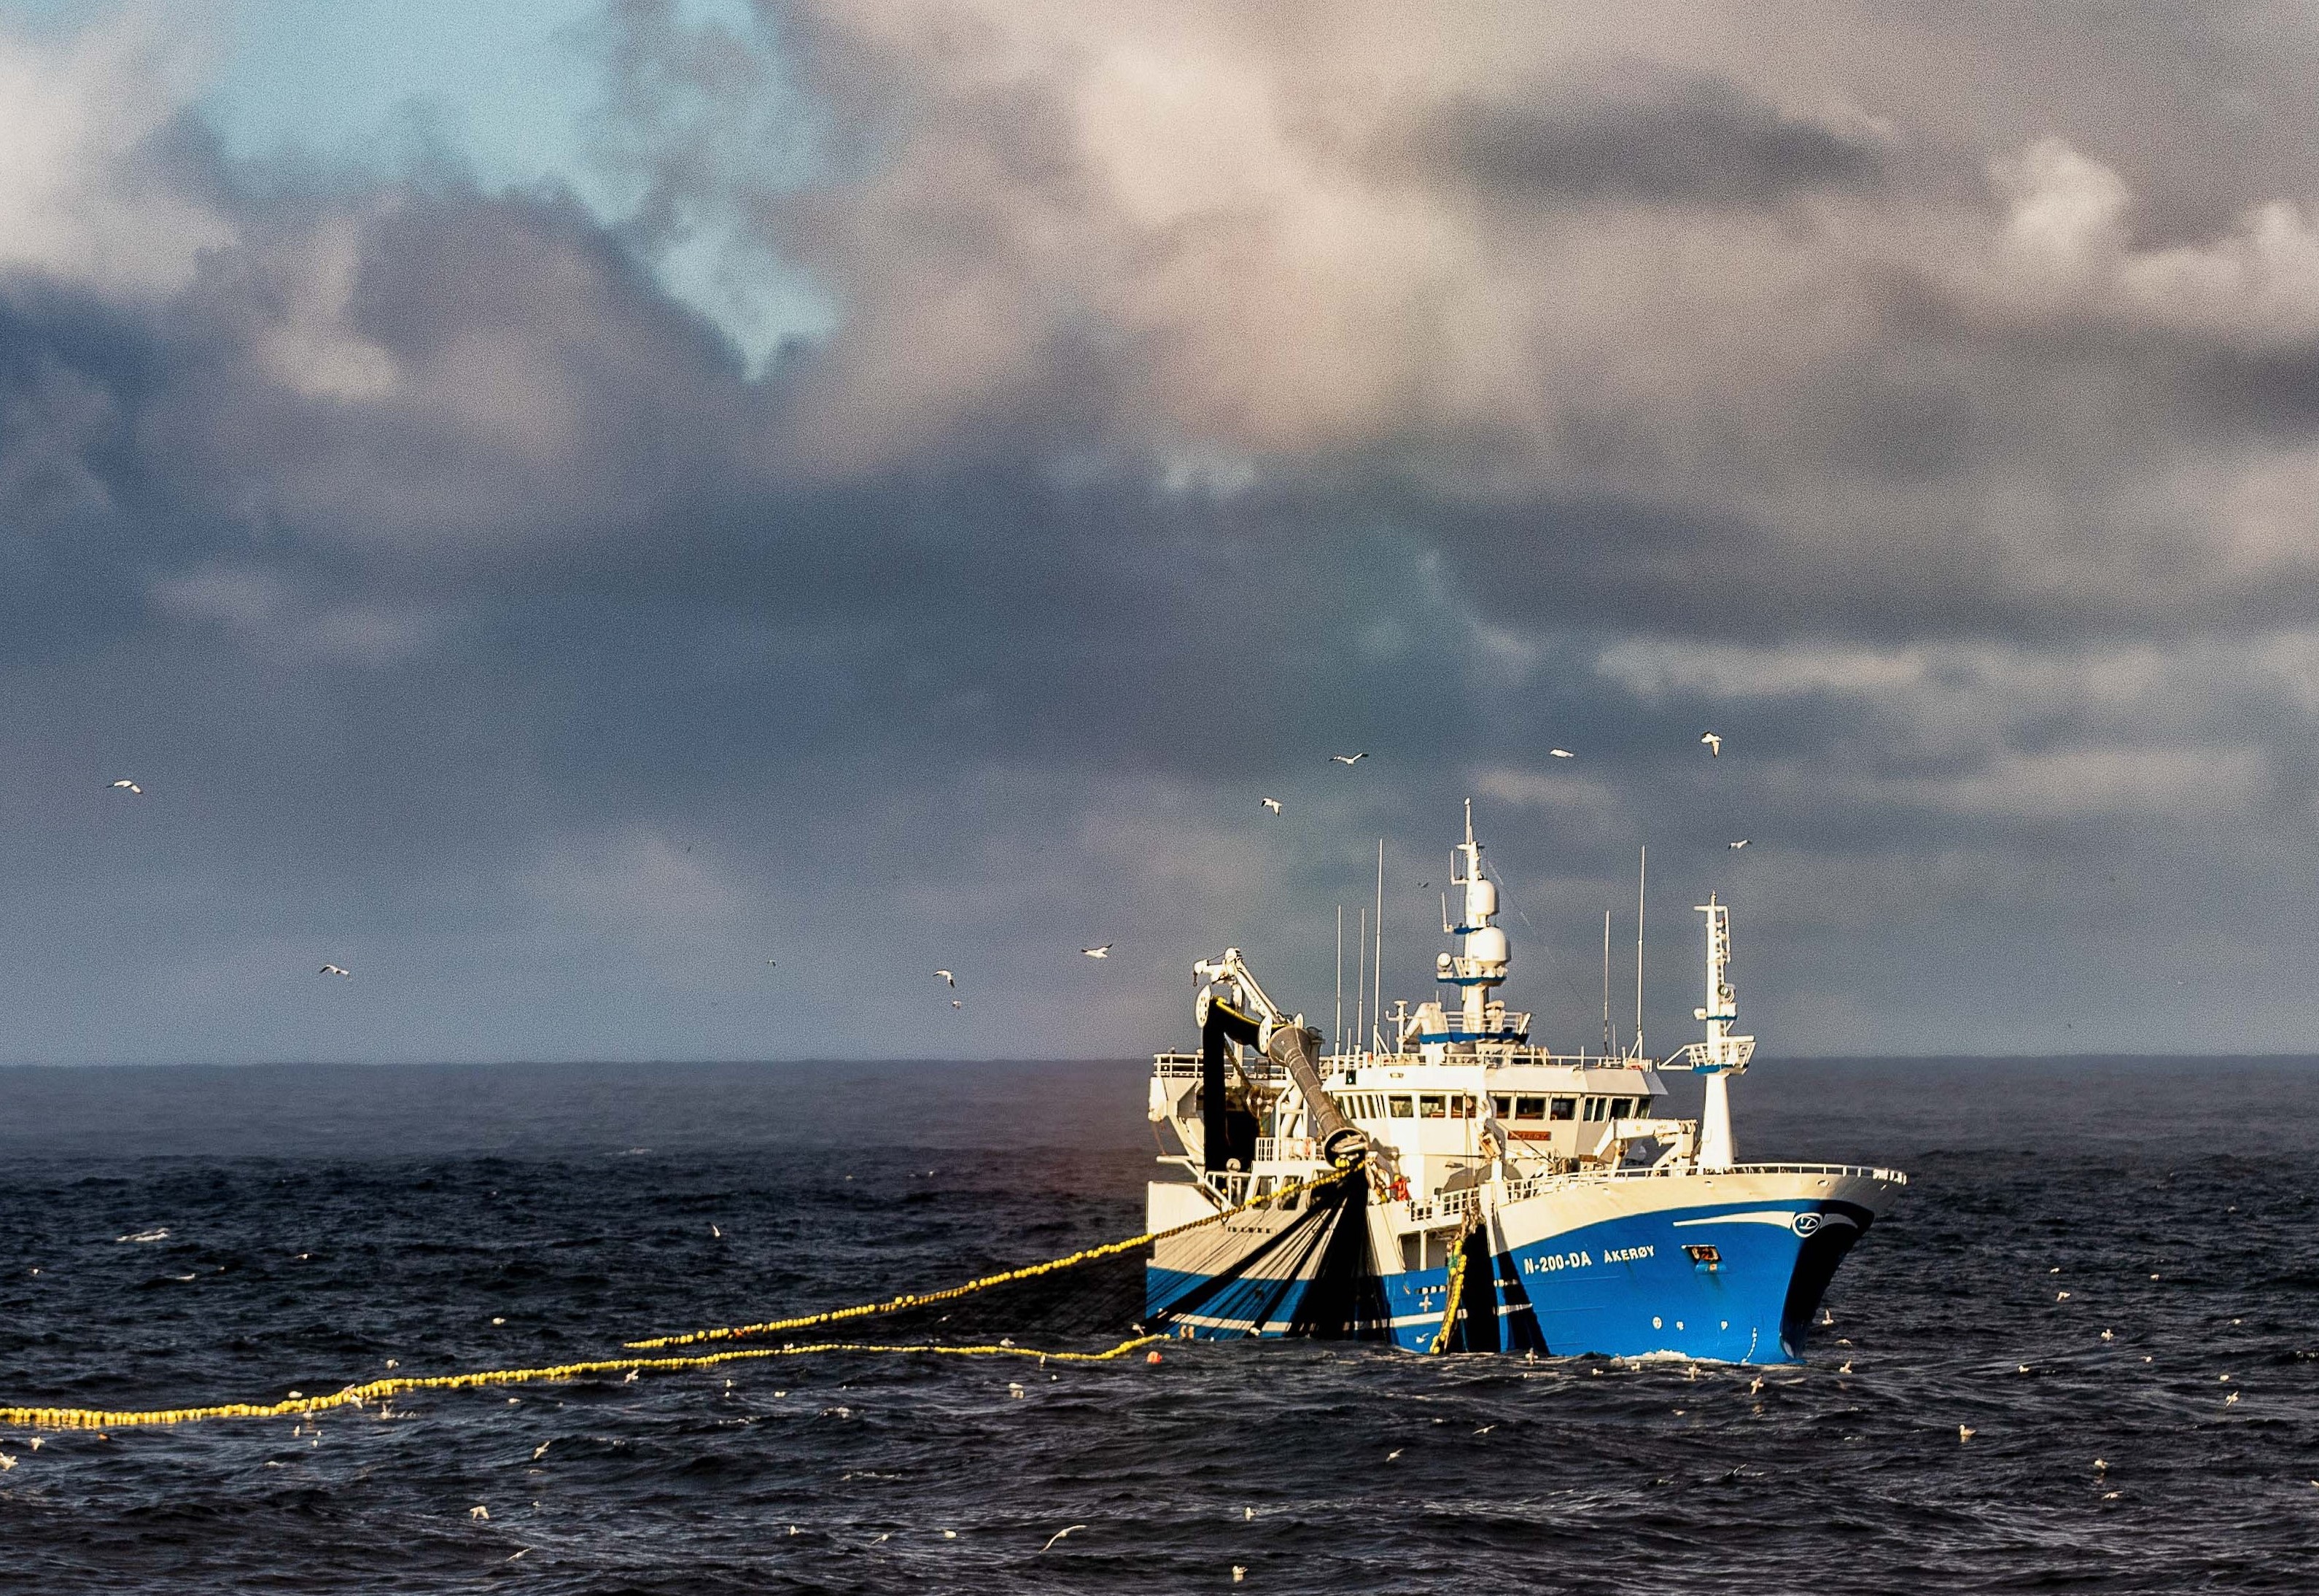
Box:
<box><xmin>1388</xmin><ymin>1095</ymin><xmax>1415</xmax><ymax>1118</ymax></box>
<box><xmin>1549</xmin><ymin>1097</ymin><xmax>1577</xmax><ymax>1121</ymax></box>
<box><xmin>1609</xmin><ymin>1097</ymin><xmax>1634</xmax><ymax>1119</ymax></box>
<box><xmin>1418</xmin><ymin>1094</ymin><xmax>1447</xmax><ymax>1118</ymax></box>
<box><xmin>1583</xmin><ymin>1097</ymin><xmax>1607</xmax><ymax>1122</ymax></box>
<box><xmin>1514</xmin><ymin>1096</ymin><xmax>1546</xmax><ymax>1121</ymax></box>
<box><xmin>1447</xmin><ymin>1095</ymin><xmax>1469</xmax><ymax>1119</ymax></box>
<box><xmin>1631</xmin><ymin>1096</ymin><xmax>1653</xmax><ymax>1118</ymax></box>
<box><xmin>1490</xmin><ymin>1095</ymin><xmax>1512</xmax><ymax>1118</ymax></box>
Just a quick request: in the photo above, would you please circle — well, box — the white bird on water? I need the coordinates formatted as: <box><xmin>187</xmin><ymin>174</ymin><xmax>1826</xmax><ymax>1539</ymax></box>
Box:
<box><xmin>1549</xmin><ymin>748</ymin><xmax>1574</xmax><ymax>759</ymax></box>
<box><xmin>1081</xmin><ymin>945</ymin><xmax>1111</xmax><ymax>959</ymax></box>
<box><xmin>1041</xmin><ymin>1525</ymin><xmax>1087</xmax><ymax>1553</ymax></box>
<box><xmin>107</xmin><ymin>779</ymin><xmax>142</xmax><ymax>794</ymax></box>
<box><xmin>935</xmin><ymin>970</ymin><xmax>955</xmax><ymax>987</ymax></box>
<box><xmin>1959</xmin><ymin>1425</ymin><xmax>1975</xmax><ymax>1442</ymax></box>
<box><xmin>319</xmin><ymin>965</ymin><xmax>351</xmax><ymax>978</ymax></box>
<box><xmin>1260</xmin><ymin>798</ymin><xmax>1282</xmax><ymax>814</ymax></box>
<box><xmin>1329</xmin><ymin>752</ymin><xmax>1368</xmax><ymax>766</ymax></box>
<box><xmin>951</xmin><ymin>999</ymin><xmax>963</xmax><ymax>1010</ymax></box>
<box><xmin>1701</xmin><ymin>733</ymin><xmax>1722</xmax><ymax>757</ymax></box>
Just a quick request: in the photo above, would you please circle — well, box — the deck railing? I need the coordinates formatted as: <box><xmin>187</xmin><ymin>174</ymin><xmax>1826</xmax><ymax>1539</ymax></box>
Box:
<box><xmin>1391</xmin><ymin>1162</ymin><xmax>1909</xmax><ymax>1226</ymax></box>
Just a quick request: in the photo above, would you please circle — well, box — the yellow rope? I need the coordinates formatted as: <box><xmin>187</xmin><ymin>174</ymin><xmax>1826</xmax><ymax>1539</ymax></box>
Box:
<box><xmin>0</xmin><ymin>1162</ymin><xmax>1352</xmax><ymax>1430</ymax></box>
<box><xmin>1427</xmin><ymin>1206</ymin><xmax>1484</xmax><ymax>1355</ymax></box>
<box><xmin>0</xmin><ymin>1334</ymin><xmax>1167</xmax><ymax>1432</ymax></box>
<box><xmin>623</xmin><ymin>1164</ymin><xmax>1354</xmax><ymax>1350</ymax></box>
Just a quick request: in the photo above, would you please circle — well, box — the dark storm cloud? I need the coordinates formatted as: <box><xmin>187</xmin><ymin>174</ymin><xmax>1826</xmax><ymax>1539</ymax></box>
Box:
<box><xmin>9</xmin><ymin>1</ymin><xmax>2319</xmax><ymax>1062</ymax></box>
<box><xmin>1404</xmin><ymin>74</ymin><xmax>1883</xmax><ymax>211</ymax></box>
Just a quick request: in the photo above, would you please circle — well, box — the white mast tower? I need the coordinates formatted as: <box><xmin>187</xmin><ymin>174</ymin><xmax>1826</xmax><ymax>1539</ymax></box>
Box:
<box><xmin>1436</xmin><ymin>800</ymin><xmax>1511</xmax><ymax>1037</ymax></box>
<box><xmin>1689</xmin><ymin>894</ymin><xmax>1755</xmax><ymax>1169</ymax></box>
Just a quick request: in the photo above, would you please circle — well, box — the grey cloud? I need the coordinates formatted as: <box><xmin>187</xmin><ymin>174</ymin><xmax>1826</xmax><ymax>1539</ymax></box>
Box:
<box><xmin>1403</xmin><ymin>74</ymin><xmax>1884</xmax><ymax>211</ymax></box>
<box><xmin>7</xmin><ymin>2</ymin><xmax>2319</xmax><ymax>1062</ymax></box>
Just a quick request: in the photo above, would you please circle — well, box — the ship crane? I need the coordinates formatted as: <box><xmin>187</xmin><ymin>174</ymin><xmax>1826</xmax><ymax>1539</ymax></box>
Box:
<box><xmin>1192</xmin><ymin>949</ymin><xmax>1369</xmax><ymax>1172</ymax></box>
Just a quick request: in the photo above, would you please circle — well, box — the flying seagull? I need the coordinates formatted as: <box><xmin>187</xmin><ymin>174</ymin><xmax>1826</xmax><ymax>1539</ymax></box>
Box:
<box><xmin>1260</xmin><ymin>798</ymin><xmax>1282</xmax><ymax>814</ymax></box>
<box><xmin>951</xmin><ymin>999</ymin><xmax>963</xmax><ymax>1010</ymax></box>
<box><xmin>106</xmin><ymin>779</ymin><xmax>141</xmax><ymax>793</ymax></box>
<box><xmin>1081</xmin><ymin>945</ymin><xmax>1111</xmax><ymax>959</ymax></box>
<box><xmin>1549</xmin><ymin>748</ymin><xmax>1574</xmax><ymax>759</ymax></box>
<box><xmin>1728</xmin><ymin>839</ymin><xmax>1749</xmax><ymax>850</ymax></box>
<box><xmin>319</xmin><ymin>965</ymin><xmax>351</xmax><ymax>978</ymax></box>
<box><xmin>1040</xmin><ymin>1525</ymin><xmax>1087</xmax><ymax>1553</ymax></box>
<box><xmin>1701</xmin><ymin>733</ymin><xmax>1722</xmax><ymax>757</ymax></box>
<box><xmin>1329</xmin><ymin>752</ymin><xmax>1368</xmax><ymax>766</ymax></box>
<box><xmin>935</xmin><ymin>969</ymin><xmax>955</xmax><ymax>986</ymax></box>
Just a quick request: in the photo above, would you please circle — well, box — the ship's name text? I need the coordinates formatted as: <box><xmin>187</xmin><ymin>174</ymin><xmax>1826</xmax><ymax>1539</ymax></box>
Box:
<box><xmin>1521</xmin><ymin>1244</ymin><xmax>1655</xmax><ymax>1274</ymax></box>
<box><xmin>1523</xmin><ymin>1250</ymin><xmax>1594</xmax><ymax>1274</ymax></box>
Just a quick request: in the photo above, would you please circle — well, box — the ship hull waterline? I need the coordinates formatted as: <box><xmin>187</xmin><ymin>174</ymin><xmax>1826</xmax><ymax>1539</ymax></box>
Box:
<box><xmin>1145</xmin><ymin>1167</ymin><xmax>1898</xmax><ymax>1364</ymax></box>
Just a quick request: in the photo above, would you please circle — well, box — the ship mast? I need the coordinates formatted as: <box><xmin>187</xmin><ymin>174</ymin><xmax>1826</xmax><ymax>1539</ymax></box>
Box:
<box><xmin>1691</xmin><ymin>894</ymin><xmax>1754</xmax><ymax>1169</ymax></box>
<box><xmin>1434</xmin><ymin>799</ymin><xmax>1510</xmax><ymax>1038</ymax></box>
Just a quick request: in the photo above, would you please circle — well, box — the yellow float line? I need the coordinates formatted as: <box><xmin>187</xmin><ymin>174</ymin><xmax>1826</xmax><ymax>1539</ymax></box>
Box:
<box><xmin>1428</xmin><ymin>1206</ymin><xmax>1484</xmax><ymax>1355</ymax></box>
<box><xmin>0</xmin><ymin>1334</ymin><xmax>1167</xmax><ymax>1432</ymax></box>
<box><xmin>623</xmin><ymin>1164</ymin><xmax>1354</xmax><ymax>1350</ymax></box>
<box><xmin>0</xmin><ymin>1162</ymin><xmax>1349</xmax><ymax>1430</ymax></box>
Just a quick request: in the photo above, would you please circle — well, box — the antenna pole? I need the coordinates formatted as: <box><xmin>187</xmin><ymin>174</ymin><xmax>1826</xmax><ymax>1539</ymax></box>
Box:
<box><xmin>1334</xmin><ymin>904</ymin><xmax>1345</xmax><ymax>1057</ymax></box>
<box><xmin>1634</xmin><ymin>845</ymin><xmax>1647</xmax><ymax>1058</ymax></box>
<box><xmin>1355</xmin><ymin>904</ymin><xmax>1367</xmax><ymax>1060</ymax></box>
<box><xmin>1602</xmin><ymin>908</ymin><xmax>1612</xmax><ymax>1056</ymax></box>
<box><xmin>1372</xmin><ymin>838</ymin><xmax>1386</xmax><ymax>1054</ymax></box>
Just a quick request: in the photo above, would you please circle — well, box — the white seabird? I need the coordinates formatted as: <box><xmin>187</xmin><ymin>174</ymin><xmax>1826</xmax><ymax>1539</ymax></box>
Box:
<box><xmin>1329</xmin><ymin>752</ymin><xmax>1368</xmax><ymax>766</ymax></box>
<box><xmin>1081</xmin><ymin>945</ymin><xmax>1111</xmax><ymax>959</ymax></box>
<box><xmin>1701</xmin><ymin>733</ymin><xmax>1722</xmax><ymax>757</ymax></box>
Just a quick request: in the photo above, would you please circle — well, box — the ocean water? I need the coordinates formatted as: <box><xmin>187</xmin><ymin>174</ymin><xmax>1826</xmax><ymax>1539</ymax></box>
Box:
<box><xmin>1</xmin><ymin>1056</ymin><xmax>2315</xmax><ymax>1594</ymax></box>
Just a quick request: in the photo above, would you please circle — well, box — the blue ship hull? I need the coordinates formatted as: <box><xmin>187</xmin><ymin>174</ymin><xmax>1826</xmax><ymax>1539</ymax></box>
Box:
<box><xmin>1146</xmin><ymin>1176</ymin><xmax>1884</xmax><ymax>1363</ymax></box>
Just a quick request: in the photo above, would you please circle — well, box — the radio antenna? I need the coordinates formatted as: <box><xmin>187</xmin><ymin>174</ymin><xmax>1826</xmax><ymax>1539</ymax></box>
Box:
<box><xmin>1334</xmin><ymin>904</ymin><xmax>1345</xmax><ymax>1056</ymax></box>
<box><xmin>1634</xmin><ymin>845</ymin><xmax>1647</xmax><ymax>1058</ymax></box>
<box><xmin>1602</xmin><ymin>908</ymin><xmax>1613</xmax><ymax>1056</ymax></box>
<box><xmin>1372</xmin><ymin>838</ymin><xmax>1386</xmax><ymax>1054</ymax></box>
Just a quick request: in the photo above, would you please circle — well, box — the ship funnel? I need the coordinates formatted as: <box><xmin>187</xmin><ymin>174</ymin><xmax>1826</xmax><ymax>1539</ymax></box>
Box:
<box><xmin>1265</xmin><ymin>1025</ymin><xmax>1368</xmax><ymax>1169</ymax></box>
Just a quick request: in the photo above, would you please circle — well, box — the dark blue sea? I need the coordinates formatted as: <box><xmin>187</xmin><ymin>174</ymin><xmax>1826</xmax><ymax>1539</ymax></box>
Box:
<box><xmin>1</xmin><ymin>1056</ymin><xmax>2315</xmax><ymax>1593</ymax></box>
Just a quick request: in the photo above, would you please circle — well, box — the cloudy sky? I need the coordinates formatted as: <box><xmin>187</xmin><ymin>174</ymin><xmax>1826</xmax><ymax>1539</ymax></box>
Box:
<box><xmin>4</xmin><ymin>0</ymin><xmax>2318</xmax><ymax>1064</ymax></box>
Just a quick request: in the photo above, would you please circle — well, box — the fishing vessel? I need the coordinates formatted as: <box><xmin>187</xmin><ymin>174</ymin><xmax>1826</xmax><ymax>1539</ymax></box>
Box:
<box><xmin>1143</xmin><ymin>804</ymin><xmax>1905</xmax><ymax>1362</ymax></box>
